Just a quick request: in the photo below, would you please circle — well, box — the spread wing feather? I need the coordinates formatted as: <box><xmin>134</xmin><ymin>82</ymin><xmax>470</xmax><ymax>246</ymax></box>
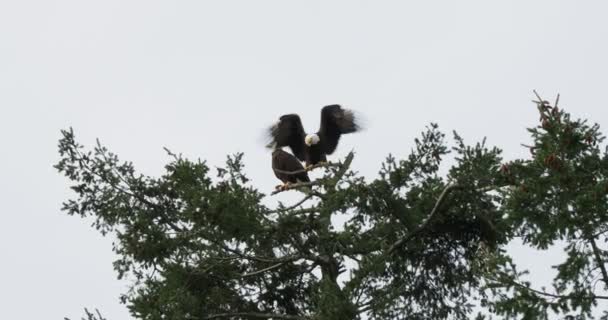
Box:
<box><xmin>267</xmin><ymin>114</ymin><xmax>307</xmax><ymax>161</ymax></box>
<box><xmin>318</xmin><ymin>104</ymin><xmax>360</xmax><ymax>155</ymax></box>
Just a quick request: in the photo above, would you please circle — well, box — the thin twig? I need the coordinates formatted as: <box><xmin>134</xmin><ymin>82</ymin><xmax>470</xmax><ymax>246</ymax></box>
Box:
<box><xmin>533</xmin><ymin>90</ymin><xmax>544</xmax><ymax>104</ymax></box>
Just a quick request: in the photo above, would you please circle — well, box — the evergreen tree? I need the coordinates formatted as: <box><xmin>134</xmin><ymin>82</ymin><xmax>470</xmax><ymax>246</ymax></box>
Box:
<box><xmin>483</xmin><ymin>94</ymin><xmax>608</xmax><ymax>319</ymax></box>
<box><xmin>57</xmin><ymin>94</ymin><xmax>608</xmax><ymax>319</ymax></box>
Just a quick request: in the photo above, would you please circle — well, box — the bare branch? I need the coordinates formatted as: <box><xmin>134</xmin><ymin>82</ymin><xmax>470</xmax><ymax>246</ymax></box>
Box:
<box><xmin>532</xmin><ymin>90</ymin><xmax>552</xmax><ymax>108</ymax></box>
<box><xmin>240</xmin><ymin>257</ymin><xmax>299</xmax><ymax>278</ymax></box>
<box><xmin>163</xmin><ymin>146</ymin><xmax>181</xmax><ymax>161</ymax></box>
<box><xmin>271</xmin><ymin>181</ymin><xmax>321</xmax><ymax>195</ymax></box>
<box><xmin>497</xmin><ymin>278</ymin><xmax>608</xmax><ymax>301</ymax></box>
<box><xmin>287</xmin><ymin>207</ymin><xmax>320</xmax><ymax>215</ymax></box>
<box><xmin>533</xmin><ymin>89</ymin><xmax>543</xmax><ymax>104</ymax></box>
<box><xmin>269</xmin><ymin>195</ymin><xmax>314</xmax><ymax>213</ymax></box>
<box><xmin>273</xmin><ymin>161</ymin><xmax>339</xmax><ymax>176</ymax></box>
<box><xmin>330</xmin><ymin>151</ymin><xmax>355</xmax><ymax>186</ymax></box>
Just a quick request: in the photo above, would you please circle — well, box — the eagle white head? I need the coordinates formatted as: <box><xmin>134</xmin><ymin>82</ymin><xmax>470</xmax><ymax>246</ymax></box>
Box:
<box><xmin>304</xmin><ymin>133</ymin><xmax>320</xmax><ymax>146</ymax></box>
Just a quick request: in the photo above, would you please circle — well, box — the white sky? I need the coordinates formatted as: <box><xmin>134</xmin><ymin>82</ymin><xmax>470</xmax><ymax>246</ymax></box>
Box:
<box><xmin>1</xmin><ymin>1</ymin><xmax>608</xmax><ymax>319</ymax></box>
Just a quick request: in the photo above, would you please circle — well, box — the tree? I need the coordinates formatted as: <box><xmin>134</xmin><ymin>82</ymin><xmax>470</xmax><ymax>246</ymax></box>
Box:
<box><xmin>65</xmin><ymin>309</ymin><xmax>107</xmax><ymax>320</ymax></box>
<box><xmin>482</xmin><ymin>94</ymin><xmax>608</xmax><ymax>320</ymax></box>
<box><xmin>56</xmin><ymin>94</ymin><xmax>608</xmax><ymax>319</ymax></box>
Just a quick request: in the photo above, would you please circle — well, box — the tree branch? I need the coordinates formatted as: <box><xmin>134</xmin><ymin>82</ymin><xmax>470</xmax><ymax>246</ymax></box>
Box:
<box><xmin>270</xmin><ymin>152</ymin><xmax>356</xmax><ymax>195</ymax></box>
<box><xmin>268</xmin><ymin>195</ymin><xmax>314</xmax><ymax>213</ymax></box>
<box><xmin>387</xmin><ymin>183</ymin><xmax>457</xmax><ymax>254</ymax></box>
<box><xmin>75</xmin><ymin>141</ymin><xmax>185</xmax><ymax>232</ymax></box>
<box><xmin>588</xmin><ymin>236</ymin><xmax>608</xmax><ymax>289</ymax></box>
<box><xmin>273</xmin><ymin>162</ymin><xmax>339</xmax><ymax>176</ymax></box>
<box><xmin>271</xmin><ymin>181</ymin><xmax>322</xmax><ymax>195</ymax></box>
<box><xmin>240</xmin><ymin>257</ymin><xmax>299</xmax><ymax>278</ymax></box>
<box><xmin>330</xmin><ymin>151</ymin><xmax>355</xmax><ymax>186</ymax></box>
<box><xmin>286</xmin><ymin>207</ymin><xmax>319</xmax><ymax>215</ymax></box>
<box><xmin>499</xmin><ymin>278</ymin><xmax>608</xmax><ymax>301</ymax></box>
<box><xmin>206</xmin><ymin>239</ymin><xmax>298</xmax><ymax>264</ymax></box>
<box><xmin>202</xmin><ymin>312</ymin><xmax>308</xmax><ymax>320</ymax></box>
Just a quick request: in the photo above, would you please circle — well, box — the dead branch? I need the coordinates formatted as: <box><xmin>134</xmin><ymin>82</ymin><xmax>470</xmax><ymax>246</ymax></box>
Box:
<box><xmin>330</xmin><ymin>151</ymin><xmax>355</xmax><ymax>186</ymax></box>
<box><xmin>270</xmin><ymin>181</ymin><xmax>322</xmax><ymax>195</ymax></box>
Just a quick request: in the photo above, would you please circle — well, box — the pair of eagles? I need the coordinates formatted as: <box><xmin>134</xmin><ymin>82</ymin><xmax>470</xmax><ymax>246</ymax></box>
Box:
<box><xmin>266</xmin><ymin>104</ymin><xmax>361</xmax><ymax>191</ymax></box>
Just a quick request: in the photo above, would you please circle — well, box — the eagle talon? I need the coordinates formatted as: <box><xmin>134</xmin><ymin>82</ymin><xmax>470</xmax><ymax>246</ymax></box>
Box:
<box><xmin>275</xmin><ymin>183</ymin><xmax>292</xmax><ymax>191</ymax></box>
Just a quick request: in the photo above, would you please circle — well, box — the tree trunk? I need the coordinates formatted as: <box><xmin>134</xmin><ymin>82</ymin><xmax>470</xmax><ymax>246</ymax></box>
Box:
<box><xmin>316</xmin><ymin>256</ymin><xmax>357</xmax><ymax>320</ymax></box>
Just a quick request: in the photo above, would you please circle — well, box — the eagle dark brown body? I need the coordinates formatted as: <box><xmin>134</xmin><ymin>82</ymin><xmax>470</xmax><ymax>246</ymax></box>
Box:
<box><xmin>272</xmin><ymin>149</ymin><xmax>310</xmax><ymax>187</ymax></box>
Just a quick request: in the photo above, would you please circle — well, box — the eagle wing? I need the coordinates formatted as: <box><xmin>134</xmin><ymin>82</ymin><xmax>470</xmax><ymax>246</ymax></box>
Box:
<box><xmin>318</xmin><ymin>104</ymin><xmax>360</xmax><ymax>155</ymax></box>
<box><xmin>267</xmin><ymin>114</ymin><xmax>307</xmax><ymax>161</ymax></box>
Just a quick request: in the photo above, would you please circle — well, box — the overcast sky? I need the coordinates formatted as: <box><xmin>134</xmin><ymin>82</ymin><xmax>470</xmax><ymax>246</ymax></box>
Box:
<box><xmin>1</xmin><ymin>1</ymin><xmax>608</xmax><ymax>319</ymax></box>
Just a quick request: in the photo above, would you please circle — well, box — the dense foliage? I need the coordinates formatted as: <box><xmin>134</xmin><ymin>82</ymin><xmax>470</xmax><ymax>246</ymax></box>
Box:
<box><xmin>58</xmin><ymin>96</ymin><xmax>608</xmax><ymax>319</ymax></box>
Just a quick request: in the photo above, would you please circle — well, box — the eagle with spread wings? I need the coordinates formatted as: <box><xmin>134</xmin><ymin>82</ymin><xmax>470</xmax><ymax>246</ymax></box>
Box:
<box><xmin>266</xmin><ymin>104</ymin><xmax>361</xmax><ymax>168</ymax></box>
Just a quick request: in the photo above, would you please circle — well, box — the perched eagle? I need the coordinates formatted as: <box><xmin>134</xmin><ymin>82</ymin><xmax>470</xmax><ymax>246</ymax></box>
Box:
<box><xmin>272</xmin><ymin>149</ymin><xmax>310</xmax><ymax>190</ymax></box>
<box><xmin>266</xmin><ymin>105</ymin><xmax>360</xmax><ymax>167</ymax></box>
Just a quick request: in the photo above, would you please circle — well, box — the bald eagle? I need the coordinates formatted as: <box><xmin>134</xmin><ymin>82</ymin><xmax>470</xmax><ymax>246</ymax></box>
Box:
<box><xmin>266</xmin><ymin>105</ymin><xmax>360</xmax><ymax>167</ymax></box>
<box><xmin>272</xmin><ymin>149</ymin><xmax>310</xmax><ymax>191</ymax></box>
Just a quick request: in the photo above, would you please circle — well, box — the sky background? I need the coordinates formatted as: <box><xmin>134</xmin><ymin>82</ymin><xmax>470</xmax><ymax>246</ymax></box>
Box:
<box><xmin>1</xmin><ymin>1</ymin><xmax>608</xmax><ymax>319</ymax></box>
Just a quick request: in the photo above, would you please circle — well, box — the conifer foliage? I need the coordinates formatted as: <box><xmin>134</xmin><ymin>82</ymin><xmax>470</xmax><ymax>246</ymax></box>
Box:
<box><xmin>57</xmin><ymin>95</ymin><xmax>608</xmax><ymax>319</ymax></box>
